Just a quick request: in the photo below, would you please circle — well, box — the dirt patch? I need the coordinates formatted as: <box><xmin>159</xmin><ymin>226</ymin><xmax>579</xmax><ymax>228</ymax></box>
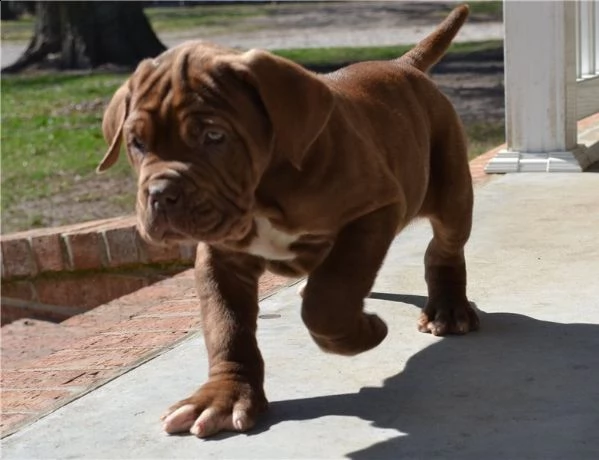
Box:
<box><xmin>51</xmin><ymin>98</ymin><xmax>107</xmax><ymax>117</ymax></box>
<box><xmin>431</xmin><ymin>48</ymin><xmax>504</xmax><ymax>126</ymax></box>
<box><xmin>5</xmin><ymin>173</ymin><xmax>137</xmax><ymax>232</ymax></box>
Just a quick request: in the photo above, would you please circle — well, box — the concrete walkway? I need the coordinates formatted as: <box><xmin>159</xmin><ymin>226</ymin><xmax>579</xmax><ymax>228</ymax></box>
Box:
<box><xmin>2</xmin><ymin>173</ymin><xmax>599</xmax><ymax>459</ymax></box>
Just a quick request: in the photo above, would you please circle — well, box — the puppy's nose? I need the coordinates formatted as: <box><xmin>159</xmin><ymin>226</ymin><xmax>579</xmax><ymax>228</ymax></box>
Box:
<box><xmin>148</xmin><ymin>181</ymin><xmax>180</xmax><ymax>211</ymax></box>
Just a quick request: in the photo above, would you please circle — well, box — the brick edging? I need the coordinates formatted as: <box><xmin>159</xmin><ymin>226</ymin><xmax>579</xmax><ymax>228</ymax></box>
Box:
<box><xmin>1</xmin><ymin>216</ymin><xmax>197</xmax><ymax>281</ymax></box>
<box><xmin>1</xmin><ymin>269</ymin><xmax>292</xmax><ymax>437</ymax></box>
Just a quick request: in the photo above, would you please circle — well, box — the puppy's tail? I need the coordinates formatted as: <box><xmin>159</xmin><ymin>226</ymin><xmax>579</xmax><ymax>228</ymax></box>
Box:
<box><xmin>398</xmin><ymin>4</ymin><xmax>470</xmax><ymax>72</ymax></box>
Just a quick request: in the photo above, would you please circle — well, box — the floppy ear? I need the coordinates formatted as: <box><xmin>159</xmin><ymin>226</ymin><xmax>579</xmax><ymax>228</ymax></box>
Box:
<box><xmin>237</xmin><ymin>49</ymin><xmax>334</xmax><ymax>170</ymax></box>
<box><xmin>97</xmin><ymin>81</ymin><xmax>130</xmax><ymax>173</ymax></box>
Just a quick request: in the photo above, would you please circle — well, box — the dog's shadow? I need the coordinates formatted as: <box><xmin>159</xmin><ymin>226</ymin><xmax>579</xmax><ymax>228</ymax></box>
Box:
<box><xmin>254</xmin><ymin>293</ymin><xmax>599</xmax><ymax>458</ymax></box>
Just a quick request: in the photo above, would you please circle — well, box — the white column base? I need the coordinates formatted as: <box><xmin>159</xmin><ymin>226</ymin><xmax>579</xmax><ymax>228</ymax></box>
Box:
<box><xmin>484</xmin><ymin>145</ymin><xmax>596</xmax><ymax>173</ymax></box>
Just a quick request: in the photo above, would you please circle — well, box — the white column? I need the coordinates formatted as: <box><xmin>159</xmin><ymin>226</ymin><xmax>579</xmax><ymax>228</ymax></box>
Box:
<box><xmin>576</xmin><ymin>0</ymin><xmax>599</xmax><ymax>120</ymax></box>
<box><xmin>578</xmin><ymin>0</ymin><xmax>596</xmax><ymax>77</ymax></box>
<box><xmin>486</xmin><ymin>0</ymin><xmax>588</xmax><ymax>173</ymax></box>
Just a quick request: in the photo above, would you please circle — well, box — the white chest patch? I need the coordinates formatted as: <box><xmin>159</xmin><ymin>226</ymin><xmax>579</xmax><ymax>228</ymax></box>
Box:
<box><xmin>246</xmin><ymin>217</ymin><xmax>299</xmax><ymax>261</ymax></box>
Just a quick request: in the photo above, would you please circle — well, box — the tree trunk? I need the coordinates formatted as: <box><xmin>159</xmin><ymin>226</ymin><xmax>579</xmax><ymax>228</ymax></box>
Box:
<box><xmin>2</xmin><ymin>1</ymin><xmax>166</xmax><ymax>73</ymax></box>
<box><xmin>1</xmin><ymin>2</ymin><xmax>19</xmax><ymax>20</ymax></box>
<box><xmin>3</xmin><ymin>2</ymin><xmax>62</xmax><ymax>73</ymax></box>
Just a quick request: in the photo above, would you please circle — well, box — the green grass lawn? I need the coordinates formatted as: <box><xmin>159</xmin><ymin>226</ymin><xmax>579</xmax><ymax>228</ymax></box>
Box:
<box><xmin>276</xmin><ymin>40</ymin><xmax>501</xmax><ymax>68</ymax></box>
<box><xmin>468</xmin><ymin>1</ymin><xmax>503</xmax><ymax>17</ymax></box>
<box><xmin>466</xmin><ymin>121</ymin><xmax>505</xmax><ymax>159</ymax></box>
<box><xmin>1</xmin><ymin>42</ymin><xmax>504</xmax><ymax>232</ymax></box>
<box><xmin>1</xmin><ymin>73</ymin><xmax>131</xmax><ymax>209</ymax></box>
<box><xmin>145</xmin><ymin>4</ymin><xmax>267</xmax><ymax>32</ymax></box>
<box><xmin>0</xmin><ymin>14</ymin><xmax>34</xmax><ymax>41</ymax></box>
<box><xmin>0</xmin><ymin>4</ymin><xmax>268</xmax><ymax>42</ymax></box>
<box><xmin>1</xmin><ymin>1</ymin><xmax>502</xmax><ymax>42</ymax></box>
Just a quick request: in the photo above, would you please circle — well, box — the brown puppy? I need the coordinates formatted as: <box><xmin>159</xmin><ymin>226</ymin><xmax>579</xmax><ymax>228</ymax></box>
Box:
<box><xmin>99</xmin><ymin>4</ymin><xmax>478</xmax><ymax>438</ymax></box>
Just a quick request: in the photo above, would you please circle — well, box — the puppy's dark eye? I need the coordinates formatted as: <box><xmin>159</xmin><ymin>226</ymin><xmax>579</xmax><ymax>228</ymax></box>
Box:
<box><xmin>131</xmin><ymin>137</ymin><xmax>146</xmax><ymax>153</ymax></box>
<box><xmin>203</xmin><ymin>130</ymin><xmax>225</xmax><ymax>145</ymax></box>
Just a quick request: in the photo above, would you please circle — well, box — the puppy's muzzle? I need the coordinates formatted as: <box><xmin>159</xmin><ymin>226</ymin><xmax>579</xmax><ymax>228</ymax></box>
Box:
<box><xmin>143</xmin><ymin>179</ymin><xmax>184</xmax><ymax>240</ymax></box>
<box><xmin>149</xmin><ymin>180</ymin><xmax>181</xmax><ymax>213</ymax></box>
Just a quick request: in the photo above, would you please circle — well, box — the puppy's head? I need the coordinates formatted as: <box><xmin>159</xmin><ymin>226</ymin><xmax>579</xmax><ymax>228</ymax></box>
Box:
<box><xmin>99</xmin><ymin>42</ymin><xmax>334</xmax><ymax>245</ymax></box>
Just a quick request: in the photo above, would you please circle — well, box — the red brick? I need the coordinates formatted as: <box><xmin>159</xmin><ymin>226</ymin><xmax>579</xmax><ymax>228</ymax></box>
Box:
<box><xmin>4</xmin><ymin>225</ymin><xmax>63</xmax><ymax>240</ymax></box>
<box><xmin>69</xmin><ymin>331</ymin><xmax>189</xmax><ymax>350</ymax></box>
<box><xmin>34</xmin><ymin>274</ymin><xmax>137</xmax><ymax>311</ymax></box>
<box><xmin>1</xmin><ymin>280</ymin><xmax>36</xmax><ymax>301</ymax></box>
<box><xmin>90</xmin><ymin>216</ymin><xmax>136</xmax><ymax>233</ymax></box>
<box><xmin>63</xmin><ymin>231</ymin><xmax>106</xmax><ymax>270</ymax></box>
<box><xmin>28</xmin><ymin>307</ymin><xmax>84</xmax><ymax>323</ymax></box>
<box><xmin>35</xmin><ymin>278</ymin><xmax>85</xmax><ymax>308</ymax></box>
<box><xmin>1</xmin><ymin>304</ymin><xmax>28</xmax><ymax>325</ymax></box>
<box><xmin>258</xmin><ymin>272</ymin><xmax>290</xmax><ymax>298</ymax></box>
<box><xmin>1</xmin><ymin>300</ymin><xmax>86</xmax><ymax>326</ymax></box>
<box><xmin>1</xmin><ymin>369</ymin><xmax>112</xmax><ymax>389</ymax></box>
<box><xmin>468</xmin><ymin>144</ymin><xmax>504</xmax><ymax>183</ymax></box>
<box><xmin>156</xmin><ymin>269</ymin><xmax>195</xmax><ymax>287</ymax></box>
<box><xmin>0</xmin><ymin>389</ymin><xmax>72</xmax><ymax>413</ymax></box>
<box><xmin>144</xmin><ymin>299</ymin><xmax>199</xmax><ymax>315</ymax></box>
<box><xmin>24</xmin><ymin>347</ymin><xmax>153</xmax><ymax>370</ymax></box>
<box><xmin>0</xmin><ymin>413</ymin><xmax>30</xmax><ymax>435</ymax></box>
<box><xmin>118</xmin><ymin>282</ymin><xmax>195</xmax><ymax>306</ymax></box>
<box><xmin>65</xmin><ymin>300</ymin><xmax>148</xmax><ymax>326</ymax></box>
<box><xmin>578</xmin><ymin>112</ymin><xmax>599</xmax><ymax>131</ymax></box>
<box><xmin>138</xmin><ymin>237</ymin><xmax>180</xmax><ymax>263</ymax></box>
<box><xmin>78</xmin><ymin>274</ymin><xmax>126</xmax><ymax>308</ymax></box>
<box><xmin>1</xmin><ymin>319</ymin><xmax>90</xmax><ymax>368</ymax></box>
<box><xmin>103</xmin><ymin>226</ymin><xmax>140</xmax><ymax>267</ymax></box>
<box><xmin>171</xmin><ymin>268</ymin><xmax>195</xmax><ymax>280</ymax></box>
<box><xmin>1</xmin><ymin>218</ymin><xmax>122</xmax><ymax>242</ymax></box>
<box><xmin>60</xmin><ymin>311</ymin><xmax>122</xmax><ymax>330</ymax></box>
<box><xmin>1</xmin><ymin>238</ymin><xmax>36</xmax><ymax>278</ymax></box>
<box><xmin>65</xmin><ymin>290</ymin><xmax>192</xmax><ymax>327</ymax></box>
<box><xmin>61</xmin><ymin>218</ymin><xmax>124</xmax><ymax>234</ymax></box>
<box><xmin>2</xmin><ymin>302</ymin><xmax>85</xmax><ymax>325</ymax></box>
<box><xmin>103</xmin><ymin>274</ymin><xmax>150</xmax><ymax>302</ymax></box>
<box><xmin>104</xmin><ymin>315</ymin><xmax>200</xmax><ymax>333</ymax></box>
<box><xmin>30</xmin><ymin>233</ymin><xmax>66</xmax><ymax>273</ymax></box>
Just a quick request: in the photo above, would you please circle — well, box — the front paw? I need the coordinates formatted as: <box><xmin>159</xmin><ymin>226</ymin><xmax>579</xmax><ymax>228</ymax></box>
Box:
<box><xmin>161</xmin><ymin>379</ymin><xmax>268</xmax><ymax>438</ymax></box>
<box><xmin>418</xmin><ymin>297</ymin><xmax>479</xmax><ymax>336</ymax></box>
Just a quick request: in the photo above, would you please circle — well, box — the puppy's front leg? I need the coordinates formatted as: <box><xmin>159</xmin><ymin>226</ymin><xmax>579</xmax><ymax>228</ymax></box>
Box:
<box><xmin>302</xmin><ymin>204</ymin><xmax>401</xmax><ymax>355</ymax></box>
<box><xmin>162</xmin><ymin>244</ymin><xmax>268</xmax><ymax>437</ymax></box>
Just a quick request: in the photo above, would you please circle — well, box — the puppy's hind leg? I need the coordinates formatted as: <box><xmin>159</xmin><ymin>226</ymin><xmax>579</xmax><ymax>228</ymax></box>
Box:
<box><xmin>418</xmin><ymin>123</ymin><xmax>479</xmax><ymax>336</ymax></box>
<box><xmin>301</xmin><ymin>204</ymin><xmax>401</xmax><ymax>355</ymax></box>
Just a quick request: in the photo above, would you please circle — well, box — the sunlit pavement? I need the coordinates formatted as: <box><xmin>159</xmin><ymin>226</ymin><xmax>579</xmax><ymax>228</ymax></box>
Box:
<box><xmin>3</xmin><ymin>173</ymin><xmax>598</xmax><ymax>459</ymax></box>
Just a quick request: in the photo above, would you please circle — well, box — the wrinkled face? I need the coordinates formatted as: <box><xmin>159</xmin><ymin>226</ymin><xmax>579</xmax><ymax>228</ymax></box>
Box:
<box><xmin>122</xmin><ymin>45</ymin><xmax>272</xmax><ymax>244</ymax></box>
<box><xmin>100</xmin><ymin>42</ymin><xmax>334</xmax><ymax>246</ymax></box>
